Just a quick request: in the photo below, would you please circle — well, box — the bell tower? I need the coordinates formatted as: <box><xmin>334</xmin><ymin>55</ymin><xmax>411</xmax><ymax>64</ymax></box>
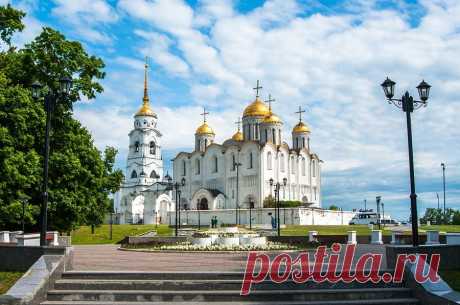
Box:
<box><xmin>126</xmin><ymin>59</ymin><xmax>164</xmax><ymax>184</ymax></box>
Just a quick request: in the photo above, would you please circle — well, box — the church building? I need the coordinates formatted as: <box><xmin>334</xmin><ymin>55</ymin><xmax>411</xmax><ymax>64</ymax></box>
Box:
<box><xmin>172</xmin><ymin>80</ymin><xmax>322</xmax><ymax>214</ymax></box>
<box><xmin>114</xmin><ymin>66</ymin><xmax>355</xmax><ymax>226</ymax></box>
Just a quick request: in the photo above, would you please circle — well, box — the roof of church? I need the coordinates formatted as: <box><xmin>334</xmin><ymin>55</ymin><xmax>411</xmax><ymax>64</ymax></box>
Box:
<box><xmin>195</xmin><ymin>122</ymin><xmax>215</xmax><ymax>135</ymax></box>
<box><xmin>292</xmin><ymin>121</ymin><xmax>310</xmax><ymax>133</ymax></box>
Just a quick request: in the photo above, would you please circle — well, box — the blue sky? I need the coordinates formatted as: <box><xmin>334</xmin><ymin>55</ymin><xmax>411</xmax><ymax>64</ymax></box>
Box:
<box><xmin>5</xmin><ymin>0</ymin><xmax>460</xmax><ymax>220</ymax></box>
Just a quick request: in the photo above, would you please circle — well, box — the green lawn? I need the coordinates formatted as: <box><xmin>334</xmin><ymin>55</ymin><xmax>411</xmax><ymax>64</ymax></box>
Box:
<box><xmin>0</xmin><ymin>272</ymin><xmax>23</xmax><ymax>294</ymax></box>
<box><xmin>440</xmin><ymin>270</ymin><xmax>460</xmax><ymax>292</ymax></box>
<box><xmin>71</xmin><ymin>224</ymin><xmax>172</xmax><ymax>245</ymax></box>
<box><xmin>420</xmin><ymin>225</ymin><xmax>460</xmax><ymax>233</ymax></box>
<box><xmin>281</xmin><ymin>225</ymin><xmax>394</xmax><ymax>236</ymax></box>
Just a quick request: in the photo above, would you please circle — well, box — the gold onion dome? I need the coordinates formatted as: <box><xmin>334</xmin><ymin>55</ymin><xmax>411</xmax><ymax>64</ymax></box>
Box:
<box><xmin>243</xmin><ymin>97</ymin><xmax>270</xmax><ymax>117</ymax></box>
<box><xmin>232</xmin><ymin>130</ymin><xmax>243</xmax><ymax>141</ymax></box>
<box><xmin>195</xmin><ymin>122</ymin><xmax>215</xmax><ymax>135</ymax></box>
<box><xmin>263</xmin><ymin>112</ymin><xmax>282</xmax><ymax>124</ymax></box>
<box><xmin>293</xmin><ymin>121</ymin><xmax>310</xmax><ymax>133</ymax></box>
<box><xmin>135</xmin><ymin>60</ymin><xmax>157</xmax><ymax>117</ymax></box>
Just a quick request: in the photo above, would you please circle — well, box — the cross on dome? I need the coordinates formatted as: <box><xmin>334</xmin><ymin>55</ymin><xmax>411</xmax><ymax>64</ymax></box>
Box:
<box><xmin>295</xmin><ymin>106</ymin><xmax>306</xmax><ymax>122</ymax></box>
<box><xmin>200</xmin><ymin>107</ymin><xmax>210</xmax><ymax>123</ymax></box>
<box><xmin>253</xmin><ymin>80</ymin><xmax>262</xmax><ymax>98</ymax></box>
<box><xmin>235</xmin><ymin>117</ymin><xmax>242</xmax><ymax>131</ymax></box>
<box><xmin>265</xmin><ymin>94</ymin><xmax>275</xmax><ymax>111</ymax></box>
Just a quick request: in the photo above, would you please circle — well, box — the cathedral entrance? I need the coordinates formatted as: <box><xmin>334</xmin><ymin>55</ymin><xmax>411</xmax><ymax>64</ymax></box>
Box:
<box><xmin>198</xmin><ymin>198</ymin><xmax>209</xmax><ymax>210</ymax></box>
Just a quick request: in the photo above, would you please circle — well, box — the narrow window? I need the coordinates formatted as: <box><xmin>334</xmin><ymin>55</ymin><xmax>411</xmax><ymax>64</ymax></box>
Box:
<box><xmin>312</xmin><ymin>160</ymin><xmax>316</xmax><ymax>177</ymax></box>
<box><xmin>248</xmin><ymin>152</ymin><xmax>253</xmax><ymax>169</ymax></box>
<box><xmin>135</xmin><ymin>141</ymin><xmax>140</xmax><ymax>152</ymax></box>
<box><xmin>182</xmin><ymin>160</ymin><xmax>186</xmax><ymax>176</ymax></box>
<box><xmin>264</xmin><ymin>129</ymin><xmax>268</xmax><ymax>142</ymax></box>
<box><xmin>213</xmin><ymin>156</ymin><xmax>218</xmax><ymax>173</ymax></box>
<box><xmin>267</xmin><ymin>152</ymin><xmax>272</xmax><ymax>170</ymax></box>
<box><xmin>131</xmin><ymin>170</ymin><xmax>137</xmax><ymax>178</ymax></box>
<box><xmin>291</xmin><ymin>157</ymin><xmax>296</xmax><ymax>174</ymax></box>
<box><xmin>301</xmin><ymin>158</ymin><xmax>306</xmax><ymax>176</ymax></box>
<box><xmin>280</xmin><ymin>154</ymin><xmax>285</xmax><ymax>172</ymax></box>
<box><xmin>150</xmin><ymin>141</ymin><xmax>156</xmax><ymax>155</ymax></box>
<box><xmin>232</xmin><ymin>154</ymin><xmax>236</xmax><ymax>171</ymax></box>
<box><xmin>196</xmin><ymin>159</ymin><xmax>201</xmax><ymax>175</ymax></box>
<box><xmin>272</xmin><ymin>129</ymin><xmax>276</xmax><ymax>144</ymax></box>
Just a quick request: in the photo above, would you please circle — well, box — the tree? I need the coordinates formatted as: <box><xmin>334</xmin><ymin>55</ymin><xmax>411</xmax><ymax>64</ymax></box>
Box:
<box><xmin>0</xmin><ymin>5</ymin><xmax>123</xmax><ymax>232</ymax></box>
<box><xmin>328</xmin><ymin>205</ymin><xmax>340</xmax><ymax>211</ymax></box>
<box><xmin>0</xmin><ymin>4</ymin><xmax>25</xmax><ymax>46</ymax></box>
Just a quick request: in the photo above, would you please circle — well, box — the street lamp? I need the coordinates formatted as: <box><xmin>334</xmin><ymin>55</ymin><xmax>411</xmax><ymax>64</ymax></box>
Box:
<box><xmin>269</xmin><ymin>177</ymin><xmax>287</xmax><ymax>236</ymax></box>
<box><xmin>31</xmin><ymin>76</ymin><xmax>73</xmax><ymax>246</ymax></box>
<box><xmin>441</xmin><ymin>163</ymin><xmax>446</xmax><ymax>223</ymax></box>
<box><xmin>380</xmin><ymin>77</ymin><xmax>431</xmax><ymax>247</ymax></box>
<box><xmin>165</xmin><ymin>175</ymin><xmax>185</xmax><ymax>236</ymax></box>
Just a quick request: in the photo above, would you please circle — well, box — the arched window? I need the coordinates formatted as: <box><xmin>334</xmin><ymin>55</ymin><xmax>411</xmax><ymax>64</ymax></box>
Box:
<box><xmin>264</xmin><ymin>129</ymin><xmax>268</xmax><ymax>142</ymax></box>
<box><xmin>131</xmin><ymin>170</ymin><xmax>137</xmax><ymax>178</ymax></box>
<box><xmin>150</xmin><ymin>141</ymin><xmax>156</xmax><ymax>155</ymax></box>
<box><xmin>248</xmin><ymin>152</ymin><xmax>253</xmax><ymax>169</ymax></box>
<box><xmin>195</xmin><ymin>159</ymin><xmax>201</xmax><ymax>175</ymax></box>
<box><xmin>231</xmin><ymin>154</ymin><xmax>236</xmax><ymax>171</ymax></box>
<box><xmin>280</xmin><ymin>153</ymin><xmax>285</xmax><ymax>172</ymax></box>
<box><xmin>134</xmin><ymin>141</ymin><xmax>140</xmax><ymax>152</ymax></box>
<box><xmin>213</xmin><ymin>156</ymin><xmax>218</xmax><ymax>173</ymax></box>
<box><xmin>272</xmin><ymin>129</ymin><xmax>276</xmax><ymax>144</ymax></box>
<box><xmin>291</xmin><ymin>156</ymin><xmax>296</xmax><ymax>174</ymax></box>
<box><xmin>182</xmin><ymin>160</ymin><xmax>186</xmax><ymax>176</ymax></box>
<box><xmin>301</xmin><ymin>157</ymin><xmax>306</xmax><ymax>176</ymax></box>
<box><xmin>296</xmin><ymin>138</ymin><xmax>299</xmax><ymax>148</ymax></box>
<box><xmin>204</xmin><ymin>139</ymin><xmax>208</xmax><ymax>148</ymax></box>
<box><xmin>302</xmin><ymin>138</ymin><xmax>305</xmax><ymax>148</ymax></box>
<box><xmin>267</xmin><ymin>152</ymin><xmax>272</xmax><ymax>170</ymax></box>
<box><xmin>150</xmin><ymin>170</ymin><xmax>157</xmax><ymax>178</ymax></box>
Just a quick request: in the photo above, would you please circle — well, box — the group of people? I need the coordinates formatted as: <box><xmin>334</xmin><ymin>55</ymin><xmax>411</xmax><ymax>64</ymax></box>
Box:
<box><xmin>211</xmin><ymin>215</ymin><xmax>219</xmax><ymax>228</ymax></box>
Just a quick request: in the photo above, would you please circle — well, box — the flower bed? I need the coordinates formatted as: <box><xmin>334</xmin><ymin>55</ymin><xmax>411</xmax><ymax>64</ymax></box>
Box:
<box><xmin>131</xmin><ymin>241</ymin><xmax>297</xmax><ymax>252</ymax></box>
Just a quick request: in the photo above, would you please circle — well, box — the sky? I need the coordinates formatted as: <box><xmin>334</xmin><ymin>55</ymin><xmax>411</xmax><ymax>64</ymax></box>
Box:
<box><xmin>4</xmin><ymin>0</ymin><xmax>460</xmax><ymax>220</ymax></box>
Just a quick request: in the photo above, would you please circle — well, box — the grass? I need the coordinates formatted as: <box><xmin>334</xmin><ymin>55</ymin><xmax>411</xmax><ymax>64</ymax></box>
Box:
<box><xmin>71</xmin><ymin>224</ymin><xmax>172</xmax><ymax>245</ymax></box>
<box><xmin>281</xmin><ymin>225</ymin><xmax>394</xmax><ymax>236</ymax></box>
<box><xmin>439</xmin><ymin>270</ymin><xmax>460</xmax><ymax>292</ymax></box>
<box><xmin>419</xmin><ymin>225</ymin><xmax>460</xmax><ymax>233</ymax></box>
<box><xmin>0</xmin><ymin>271</ymin><xmax>23</xmax><ymax>294</ymax></box>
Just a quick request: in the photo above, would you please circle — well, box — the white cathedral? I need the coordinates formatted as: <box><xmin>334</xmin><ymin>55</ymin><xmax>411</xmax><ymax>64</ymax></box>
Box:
<box><xmin>114</xmin><ymin>65</ymin><xmax>355</xmax><ymax>226</ymax></box>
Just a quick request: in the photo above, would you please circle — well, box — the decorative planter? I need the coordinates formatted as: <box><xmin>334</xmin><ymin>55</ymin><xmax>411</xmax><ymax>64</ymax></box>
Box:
<box><xmin>222</xmin><ymin>227</ymin><xmax>239</xmax><ymax>234</ymax></box>
<box><xmin>217</xmin><ymin>237</ymin><xmax>240</xmax><ymax>246</ymax></box>
<box><xmin>425</xmin><ymin>230</ymin><xmax>440</xmax><ymax>245</ymax></box>
<box><xmin>347</xmin><ymin>231</ymin><xmax>357</xmax><ymax>244</ymax></box>
<box><xmin>191</xmin><ymin>237</ymin><xmax>212</xmax><ymax>246</ymax></box>
<box><xmin>371</xmin><ymin>230</ymin><xmax>383</xmax><ymax>244</ymax></box>
<box><xmin>240</xmin><ymin>236</ymin><xmax>267</xmax><ymax>246</ymax></box>
<box><xmin>446</xmin><ymin>233</ymin><xmax>460</xmax><ymax>245</ymax></box>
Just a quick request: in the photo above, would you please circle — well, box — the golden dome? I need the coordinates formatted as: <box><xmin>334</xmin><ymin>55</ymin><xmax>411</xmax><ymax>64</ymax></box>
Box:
<box><xmin>196</xmin><ymin>122</ymin><xmax>215</xmax><ymax>135</ymax></box>
<box><xmin>135</xmin><ymin>101</ymin><xmax>156</xmax><ymax>117</ymax></box>
<box><xmin>243</xmin><ymin>97</ymin><xmax>270</xmax><ymax>117</ymax></box>
<box><xmin>293</xmin><ymin>121</ymin><xmax>310</xmax><ymax>133</ymax></box>
<box><xmin>232</xmin><ymin>130</ymin><xmax>243</xmax><ymax>141</ymax></box>
<box><xmin>262</xmin><ymin>112</ymin><xmax>282</xmax><ymax>124</ymax></box>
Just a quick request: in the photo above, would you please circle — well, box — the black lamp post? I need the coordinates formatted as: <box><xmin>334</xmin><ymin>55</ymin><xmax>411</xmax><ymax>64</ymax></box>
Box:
<box><xmin>441</xmin><ymin>163</ymin><xmax>446</xmax><ymax>223</ymax></box>
<box><xmin>165</xmin><ymin>175</ymin><xmax>185</xmax><ymax>236</ymax></box>
<box><xmin>381</xmin><ymin>77</ymin><xmax>431</xmax><ymax>247</ymax></box>
<box><xmin>234</xmin><ymin>156</ymin><xmax>242</xmax><ymax>226</ymax></box>
<box><xmin>32</xmin><ymin>76</ymin><xmax>73</xmax><ymax>247</ymax></box>
<box><xmin>269</xmin><ymin>177</ymin><xmax>287</xmax><ymax>236</ymax></box>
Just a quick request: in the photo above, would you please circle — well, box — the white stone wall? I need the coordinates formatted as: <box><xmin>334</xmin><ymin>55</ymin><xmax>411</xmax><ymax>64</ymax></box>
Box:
<box><xmin>169</xmin><ymin>208</ymin><xmax>356</xmax><ymax>226</ymax></box>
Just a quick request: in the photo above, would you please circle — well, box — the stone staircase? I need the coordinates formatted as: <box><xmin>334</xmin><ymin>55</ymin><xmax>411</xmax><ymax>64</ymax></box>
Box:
<box><xmin>41</xmin><ymin>271</ymin><xmax>420</xmax><ymax>305</ymax></box>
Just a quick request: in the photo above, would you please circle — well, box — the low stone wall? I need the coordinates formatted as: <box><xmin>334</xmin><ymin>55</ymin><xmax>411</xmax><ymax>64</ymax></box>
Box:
<box><xmin>123</xmin><ymin>236</ymin><xmax>187</xmax><ymax>246</ymax></box>
<box><xmin>0</xmin><ymin>245</ymin><xmax>67</xmax><ymax>271</ymax></box>
<box><xmin>386</xmin><ymin>244</ymin><xmax>460</xmax><ymax>270</ymax></box>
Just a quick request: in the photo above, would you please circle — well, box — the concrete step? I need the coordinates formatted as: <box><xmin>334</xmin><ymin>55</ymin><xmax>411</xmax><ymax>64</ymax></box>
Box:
<box><xmin>41</xmin><ymin>298</ymin><xmax>420</xmax><ymax>305</ymax></box>
<box><xmin>46</xmin><ymin>288</ymin><xmax>412</xmax><ymax>303</ymax></box>
<box><xmin>54</xmin><ymin>279</ymin><xmax>403</xmax><ymax>291</ymax></box>
<box><xmin>61</xmin><ymin>270</ymin><xmax>396</xmax><ymax>281</ymax></box>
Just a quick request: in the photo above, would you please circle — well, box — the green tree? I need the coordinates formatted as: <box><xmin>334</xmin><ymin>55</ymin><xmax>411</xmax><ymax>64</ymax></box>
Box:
<box><xmin>328</xmin><ymin>205</ymin><xmax>340</xmax><ymax>211</ymax></box>
<box><xmin>0</xmin><ymin>4</ymin><xmax>25</xmax><ymax>46</ymax></box>
<box><xmin>0</xmin><ymin>5</ymin><xmax>123</xmax><ymax>232</ymax></box>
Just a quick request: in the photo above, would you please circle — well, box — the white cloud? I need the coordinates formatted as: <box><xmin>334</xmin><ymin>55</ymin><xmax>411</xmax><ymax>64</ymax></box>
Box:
<box><xmin>52</xmin><ymin>0</ymin><xmax>118</xmax><ymax>44</ymax></box>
